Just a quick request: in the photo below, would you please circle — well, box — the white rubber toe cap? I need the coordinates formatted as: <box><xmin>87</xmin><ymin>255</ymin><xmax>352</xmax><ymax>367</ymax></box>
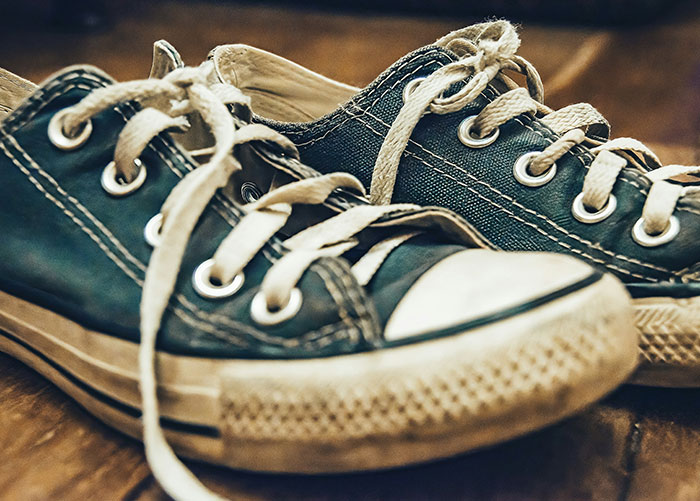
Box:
<box><xmin>384</xmin><ymin>249</ymin><xmax>601</xmax><ymax>341</ymax></box>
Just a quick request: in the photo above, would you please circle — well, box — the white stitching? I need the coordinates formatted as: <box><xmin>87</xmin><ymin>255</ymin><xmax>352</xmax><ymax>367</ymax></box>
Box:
<box><xmin>321</xmin><ymin>259</ymin><xmax>378</xmax><ymax>341</ymax></box>
<box><xmin>2</xmin><ymin>73</ymin><xmax>108</xmax><ymax>133</ymax></box>
<box><xmin>283</xmin><ymin>49</ymin><xmax>444</xmax><ymax>141</ymax></box>
<box><xmin>5</xmin><ymin>72</ymin><xmax>282</xmax><ymax>264</ymax></box>
<box><xmin>1</xmin><ymin>119</ymin><xmax>355</xmax><ymax>349</ymax></box>
<box><xmin>0</xmin><ymin>138</ymin><xmax>146</xmax><ymax>285</ymax></box>
<box><xmin>293</xmin><ymin>58</ymin><xmax>443</xmax><ymax>148</ymax></box>
<box><xmin>310</xmin><ymin>263</ymin><xmax>354</xmax><ymax>328</ymax></box>
<box><xmin>477</xmin><ymin>87</ymin><xmax>697</xmax><ymax>218</ymax></box>
<box><xmin>0</xmin><ymin>136</ymin><xmax>268</xmax><ymax>346</ymax></box>
<box><xmin>1</xmin><ymin>144</ymin><xmax>259</xmax><ymax>345</ymax></box>
<box><xmin>142</xmin><ymin>118</ymin><xmax>289</xmax><ymax>262</ymax></box>
<box><xmin>346</xmin><ymin>113</ymin><xmax>659</xmax><ymax>282</ymax></box>
<box><xmin>1</xmin><ymin>69</ymin><xmax>369</xmax><ymax>347</ymax></box>
<box><xmin>5</xmin><ymin>133</ymin><xmax>148</xmax><ymax>273</ymax></box>
<box><xmin>138</xmin><ymin>118</ymin><xmax>366</xmax><ymax>335</ymax></box>
<box><xmin>281</xmin><ymin>52</ymin><xmax>695</xmax><ymax>275</ymax></box>
<box><xmin>352</xmin><ymin>107</ymin><xmax>684</xmax><ymax>279</ymax></box>
<box><xmin>2</xmin><ymin>134</ymin><xmax>358</xmax><ymax>348</ymax></box>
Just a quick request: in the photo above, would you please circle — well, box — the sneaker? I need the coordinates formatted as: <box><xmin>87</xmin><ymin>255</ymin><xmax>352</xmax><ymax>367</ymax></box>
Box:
<box><xmin>197</xmin><ymin>21</ymin><xmax>700</xmax><ymax>387</ymax></box>
<box><xmin>0</xmin><ymin>61</ymin><xmax>637</xmax><ymax>499</ymax></box>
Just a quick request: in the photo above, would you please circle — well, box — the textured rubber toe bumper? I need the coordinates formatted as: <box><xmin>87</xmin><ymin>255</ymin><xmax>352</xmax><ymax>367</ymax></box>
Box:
<box><xmin>632</xmin><ymin>296</ymin><xmax>700</xmax><ymax>387</ymax></box>
<box><xmin>0</xmin><ymin>272</ymin><xmax>638</xmax><ymax>473</ymax></box>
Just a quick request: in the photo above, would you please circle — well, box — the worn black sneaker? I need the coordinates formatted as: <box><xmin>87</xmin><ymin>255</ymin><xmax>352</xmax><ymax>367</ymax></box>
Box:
<box><xmin>0</xmin><ymin>61</ymin><xmax>638</xmax><ymax>499</ymax></box>
<box><xmin>194</xmin><ymin>21</ymin><xmax>700</xmax><ymax>387</ymax></box>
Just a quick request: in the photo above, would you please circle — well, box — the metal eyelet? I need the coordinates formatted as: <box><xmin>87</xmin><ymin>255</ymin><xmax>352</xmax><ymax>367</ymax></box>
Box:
<box><xmin>458</xmin><ymin>115</ymin><xmax>500</xmax><ymax>148</ymax></box>
<box><xmin>240</xmin><ymin>182</ymin><xmax>262</xmax><ymax>203</ymax></box>
<box><xmin>101</xmin><ymin>159</ymin><xmax>147</xmax><ymax>197</ymax></box>
<box><xmin>250</xmin><ymin>288</ymin><xmax>302</xmax><ymax>326</ymax></box>
<box><xmin>192</xmin><ymin>259</ymin><xmax>245</xmax><ymax>299</ymax></box>
<box><xmin>571</xmin><ymin>193</ymin><xmax>617</xmax><ymax>224</ymax></box>
<box><xmin>144</xmin><ymin>213</ymin><xmax>163</xmax><ymax>247</ymax></box>
<box><xmin>632</xmin><ymin>216</ymin><xmax>680</xmax><ymax>247</ymax></box>
<box><xmin>513</xmin><ymin>152</ymin><xmax>557</xmax><ymax>187</ymax></box>
<box><xmin>402</xmin><ymin>77</ymin><xmax>426</xmax><ymax>103</ymax></box>
<box><xmin>48</xmin><ymin>108</ymin><xmax>93</xmax><ymax>151</ymax></box>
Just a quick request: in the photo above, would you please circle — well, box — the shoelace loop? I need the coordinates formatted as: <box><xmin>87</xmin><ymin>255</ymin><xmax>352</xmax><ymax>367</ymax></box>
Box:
<box><xmin>56</xmin><ymin>63</ymin><xmax>438</xmax><ymax>501</ymax></box>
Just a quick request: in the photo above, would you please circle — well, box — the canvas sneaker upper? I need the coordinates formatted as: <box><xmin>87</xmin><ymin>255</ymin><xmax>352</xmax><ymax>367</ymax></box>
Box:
<box><xmin>199</xmin><ymin>21</ymin><xmax>700</xmax><ymax>386</ymax></box>
<box><xmin>0</xmin><ymin>57</ymin><xmax>639</xmax><ymax>500</ymax></box>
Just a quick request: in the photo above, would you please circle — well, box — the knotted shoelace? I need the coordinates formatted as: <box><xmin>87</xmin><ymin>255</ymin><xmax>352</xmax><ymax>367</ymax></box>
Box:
<box><xmin>372</xmin><ymin>20</ymin><xmax>700</xmax><ymax>239</ymax></box>
<box><xmin>57</xmin><ymin>66</ymin><xmax>423</xmax><ymax>501</ymax></box>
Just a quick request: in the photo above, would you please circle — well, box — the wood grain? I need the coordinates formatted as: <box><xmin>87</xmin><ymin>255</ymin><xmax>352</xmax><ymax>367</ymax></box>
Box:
<box><xmin>0</xmin><ymin>2</ymin><xmax>699</xmax><ymax>500</ymax></box>
<box><xmin>615</xmin><ymin>387</ymin><xmax>700</xmax><ymax>501</ymax></box>
<box><xmin>0</xmin><ymin>355</ymin><xmax>150</xmax><ymax>501</ymax></box>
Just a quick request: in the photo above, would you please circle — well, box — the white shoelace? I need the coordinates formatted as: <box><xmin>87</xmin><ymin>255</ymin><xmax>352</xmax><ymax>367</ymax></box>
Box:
<box><xmin>58</xmin><ymin>66</ymin><xmax>424</xmax><ymax>500</ymax></box>
<box><xmin>372</xmin><ymin>20</ymin><xmax>700</xmax><ymax>238</ymax></box>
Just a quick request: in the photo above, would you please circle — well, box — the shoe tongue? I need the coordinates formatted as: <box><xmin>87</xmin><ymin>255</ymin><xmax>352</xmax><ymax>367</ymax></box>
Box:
<box><xmin>0</xmin><ymin>67</ymin><xmax>36</xmax><ymax>120</ymax></box>
<box><xmin>149</xmin><ymin>40</ymin><xmax>184</xmax><ymax>79</ymax></box>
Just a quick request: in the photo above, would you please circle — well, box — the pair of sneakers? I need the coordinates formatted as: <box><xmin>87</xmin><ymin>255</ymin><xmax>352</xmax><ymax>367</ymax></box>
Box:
<box><xmin>0</xmin><ymin>20</ymin><xmax>696</xmax><ymax>501</ymax></box>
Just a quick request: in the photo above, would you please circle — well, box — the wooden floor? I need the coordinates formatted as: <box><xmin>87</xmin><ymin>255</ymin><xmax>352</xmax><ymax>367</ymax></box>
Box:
<box><xmin>1</xmin><ymin>2</ymin><xmax>700</xmax><ymax>500</ymax></box>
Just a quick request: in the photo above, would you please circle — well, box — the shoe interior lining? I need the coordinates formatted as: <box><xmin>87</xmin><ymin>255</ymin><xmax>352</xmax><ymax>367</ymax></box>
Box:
<box><xmin>212</xmin><ymin>45</ymin><xmax>358</xmax><ymax>123</ymax></box>
<box><xmin>0</xmin><ymin>68</ymin><xmax>36</xmax><ymax>120</ymax></box>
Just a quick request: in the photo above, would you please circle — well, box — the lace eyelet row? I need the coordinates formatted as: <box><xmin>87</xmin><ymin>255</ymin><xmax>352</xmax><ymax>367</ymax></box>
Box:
<box><xmin>632</xmin><ymin>216</ymin><xmax>680</xmax><ymax>247</ymax></box>
<box><xmin>402</xmin><ymin>79</ymin><xmax>679</xmax><ymax>247</ymax></box>
<box><xmin>513</xmin><ymin>151</ymin><xmax>557</xmax><ymax>187</ymax></box>
<box><xmin>571</xmin><ymin>193</ymin><xmax>617</xmax><ymax>224</ymax></box>
<box><xmin>192</xmin><ymin>258</ymin><xmax>245</xmax><ymax>299</ymax></box>
<box><xmin>511</xmin><ymin>150</ymin><xmax>679</xmax><ymax>247</ymax></box>
<box><xmin>142</xmin><ymin>214</ymin><xmax>300</xmax><ymax>324</ymax></box>
<box><xmin>250</xmin><ymin>288</ymin><xmax>303</xmax><ymax>326</ymax></box>
<box><xmin>101</xmin><ymin>159</ymin><xmax>147</xmax><ymax>197</ymax></box>
<box><xmin>48</xmin><ymin>108</ymin><xmax>93</xmax><ymax>150</ymax></box>
<box><xmin>402</xmin><ymin>74</ymin><xmax>681</xmax><ymax>247</ymax></box>
<box><xmin>240</xmin><ymin>181</ymin><xmax>262</xmax><ymax>203</ymax></box>
<box><xmin>192</xmin><ymin>258</ymin><xmax>301</xmax><ymax>326</ymax></box>
<box><xmin>48</xmin><ymin>107</ymin><xmax>301</xmax><ymax>326</ymax></box>
<box><xmin>458</xmin><ymin>115</ymin><xmax>500</xmax><ymax>148</ymax></box>
<box><xmin>404</xmin><ymin>79</ymin><xmax>502</xmax><ymax>151</ymax></box>
<box><xmin>50</xmin><ymin>107</ymin><xmax>148</xmax><ymax>197</ymax></box>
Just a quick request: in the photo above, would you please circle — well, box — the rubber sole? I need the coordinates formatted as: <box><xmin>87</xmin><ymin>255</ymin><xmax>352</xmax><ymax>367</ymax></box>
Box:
<box><xmin>0</xmin><ymin>275</ymin><xmax>638</xmax><ymax>473</ymax></box>
<box><xmin>631</xmin><ymin>296</ymin><xmax>700</xmax><ymax>387</ymax></box>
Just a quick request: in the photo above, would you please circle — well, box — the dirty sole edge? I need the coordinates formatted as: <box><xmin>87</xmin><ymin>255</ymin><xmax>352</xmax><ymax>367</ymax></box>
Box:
<box><xmin>0</xmin><ymin>275</ymin><xmax>637</xmax><ymax>473</ymax></box>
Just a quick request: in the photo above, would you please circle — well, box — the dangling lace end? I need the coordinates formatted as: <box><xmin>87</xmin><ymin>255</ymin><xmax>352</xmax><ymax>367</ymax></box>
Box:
<box><xmin>138</xmin><ymin>317</ymin><xmax>228</xmax><ymax>501</ymax></box>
